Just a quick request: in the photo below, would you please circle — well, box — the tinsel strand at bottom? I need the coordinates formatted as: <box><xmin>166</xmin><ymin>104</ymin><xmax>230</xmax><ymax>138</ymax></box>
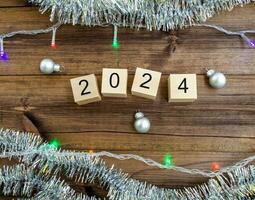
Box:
<box><xmin>0</xmin><ymin>128</ymin><xmax>254</xmax><ymax>199</ymax></box>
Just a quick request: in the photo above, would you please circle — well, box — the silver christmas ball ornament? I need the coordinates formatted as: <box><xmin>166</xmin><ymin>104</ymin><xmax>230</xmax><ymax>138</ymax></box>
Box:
<box><xmin>134</xmin><ymin>112</ymin><xmax>151</xmax><ymax>133</ymax></box>
<box><xmin>206</xmin><ymin>69</ymin><xmax>226</xmax><ymax>89</ymax></box>
<box><xmin>40</xmin><ymin>58</ymin><xmax>62</xmax><ymax>74</ymax></box>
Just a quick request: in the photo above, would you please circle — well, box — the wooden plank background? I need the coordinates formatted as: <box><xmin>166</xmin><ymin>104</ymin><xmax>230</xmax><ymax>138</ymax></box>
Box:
<box><xmin>0</xmin><ymin>0</ymin><xmax>254</xmax><ymax>198</ymax></box>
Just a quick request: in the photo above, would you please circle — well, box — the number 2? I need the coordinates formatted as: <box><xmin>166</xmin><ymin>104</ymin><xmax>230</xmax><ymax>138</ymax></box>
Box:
<box><xmin>178</xmin><ymin>78</ymin><xmax>189</xmax><ymax>93</ymax></box>
<box><xmin>140</xmin><ymin>73</ymin><xmax>152</xmax><ymax>89</ymax></box>
<box><xmin>79</xmin><ymin>80</ymin><xmax>91</xmax><ymax>95</ymax></box>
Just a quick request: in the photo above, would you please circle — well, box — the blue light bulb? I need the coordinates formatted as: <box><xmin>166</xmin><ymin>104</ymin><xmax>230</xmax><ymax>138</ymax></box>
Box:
<box><xmin>0</xmin><ymin>51</ymin><xmax>8</xmax><ymax>61</ymax></box>
<box><xmin>249</xmin><ymin>40</ymin><xmax>255</xmax><ymax>48</ymax></box>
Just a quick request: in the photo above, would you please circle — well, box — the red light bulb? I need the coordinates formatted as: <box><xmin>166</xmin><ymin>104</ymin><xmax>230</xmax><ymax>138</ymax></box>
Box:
<box><xmin>51</xmin><ymin>43</ymin><xmax>57</xmax><ymax>49</ymax></box>
<box><xmin>211</xmin><ymin>162</ymin><xmax>220</xmax><ymax>172</ymax></box>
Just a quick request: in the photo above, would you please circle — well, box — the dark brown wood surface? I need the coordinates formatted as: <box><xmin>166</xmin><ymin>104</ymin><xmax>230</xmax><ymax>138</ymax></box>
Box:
<box><xmin>0</xmin><ymin>1</ymin><xmax>254</xmax><ymax>198</ymax></box>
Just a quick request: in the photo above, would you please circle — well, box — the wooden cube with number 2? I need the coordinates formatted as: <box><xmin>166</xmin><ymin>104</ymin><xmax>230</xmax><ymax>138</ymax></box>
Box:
<box><xmin>131</xmin><ymin>68</ymin><xmax>162</xmax><ymax>100</ymax></box>
<box><xmin>168</xmin><ymin>74</ymin><xmax>197</xmax><ymax>102</ymax></box>
<box><xmin>70</xmin><ymin>74</ymin><xmax>101</xmax><ymax>105</ymax></box>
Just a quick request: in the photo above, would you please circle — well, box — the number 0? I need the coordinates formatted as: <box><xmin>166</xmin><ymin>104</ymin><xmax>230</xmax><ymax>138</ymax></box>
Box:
<box><xmin>109</xmin><ymin>73</ymin><xmax>120</xmax><ymax>88</ymax></box>
<box><xmin>178</xmin><ymin>78</ymin><xmax>189</xmax><ymax>93</ymax></box>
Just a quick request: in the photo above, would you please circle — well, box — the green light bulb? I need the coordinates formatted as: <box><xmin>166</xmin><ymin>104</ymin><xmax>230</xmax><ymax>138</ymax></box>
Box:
<box><xmin>112</xmin><ymin>38</ymin><xmax>119</xmax><ymax>49</ymax></box>
<box><xmin>48</xmin><ymin>138</ymin><xmax>60</xmax><ymax>150</ymax></box>
<box><xmin>164</xmin><ymin>153</ymin><xmax>173</xmax><ymax>168</ymax></box>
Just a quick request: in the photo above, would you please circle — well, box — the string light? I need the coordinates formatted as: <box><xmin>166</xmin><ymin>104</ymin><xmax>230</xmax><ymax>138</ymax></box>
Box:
<box><xmin>250</xmin><ymin>40</ymin><xmax>255</xmax><ymax>48</ymax></box>
<box><xmin>1</xmin><ymin>128</ymin><xmax>255</xmax><ymax>179</ymax></box>
<box><xmin>112</xmin><ymin>25</ymin><xmax>119</xmax><ymax>49</ymax></box>
<box><xmin>42</xmin><ymin>164</ymin><xmax>50</xmax><ymax>174</ymax></box>
<box><xmin>88</xmin><ymin>150</ymin><xmax>94</xmax><ymax>154</ymax></box>
<box><xmin>241</xmin><ymin>34</ymin><xmax>255</xmax><ymax>48</ymax></box>
<box><xmin>48</xmin><ymin>138</ymin><xmax>60</xmax><ymax>150</ymax></box>
<box><xmin>0</xmin><ymin>22</ymin><xmax>254</xmax><ymax>60</ymax></box>
<box><xmin>0</xmin><ymin>22</ymin><xmax>61</xmax><ymax>60</ymax></box>
<box><xmin>211</xmin><ymin>162</ymin><xmax>221</xmax><ymax>172</ymax></box>
<box><xmin>163</xmin><ymin>153</ymin><xmax>173</xmax><ymax>168</ymax></box>
<box><xmin>51</xmin><ymin>27</ymin><xmax>57</xmax><ymax>49</ymax></box>
<box><xmin>0</xmin><ymin>38</ymin><xmax>7</xmax><ymax>61</ymax></box>
<box><xmin>196</xmin><ymin>24</ymin><xmax>255</xmax><ymax>48</ymax></box>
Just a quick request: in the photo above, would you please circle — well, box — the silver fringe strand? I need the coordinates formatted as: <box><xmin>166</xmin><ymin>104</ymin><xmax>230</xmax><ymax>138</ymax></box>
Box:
<box><xmin>0</xmin><ymin>164</ymin><xmax>97</xmax><ymax>199</ymax></box>
<box><xmin>0</xmin><ymin>128</ymin><xmax>255</xmax><ymax>199</ymax></box>
<box><xmin>29</xmin><ymin>0</ymin><xmax>255</xmax><ymax>31</ymax></box>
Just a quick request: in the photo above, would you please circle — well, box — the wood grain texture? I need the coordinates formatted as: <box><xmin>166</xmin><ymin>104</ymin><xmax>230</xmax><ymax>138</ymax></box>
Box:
<box><xmin>0</xmin><ymin>0</ymin><xmax>255</xmax><ymax>199</ymax></box>
<box><xmin>0</xmin><ymin>0</ymin><xmax>28</xmax><ymax>7</ymax></box>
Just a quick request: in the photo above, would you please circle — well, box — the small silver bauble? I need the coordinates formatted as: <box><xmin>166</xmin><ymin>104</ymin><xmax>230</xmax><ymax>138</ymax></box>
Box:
<box><xmin>40</xmin><ymin>58</ymin><xmax>63</xmax><ymax>74</ymax></box>
<box><xmin>134</xmin><ymin>112</ymin><xmax>151</xmax><ymax>133</ymax></box>
<box><xmin>206</xmin><ymin>69</ymin><xmax>226</xmax><ymax>89</ymax></box>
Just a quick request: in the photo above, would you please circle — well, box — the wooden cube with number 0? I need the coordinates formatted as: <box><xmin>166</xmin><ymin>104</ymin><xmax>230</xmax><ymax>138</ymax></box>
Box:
<box><xmin>70</xmin><ymin>74</ymin><xmax>101</xmax><ymax>105</ymax></box>
<box><xmin>101</xmin><ymin>68</ymin><xmax>128</xmax><ymax>97</ymax></box>
<box><xmin>131</xmin><ymin>68</ymin><xmax>162</xmax><ymax>100</ymax></box>
<box><xmin>168</xmin><ymin>74</ymin><xmax>197</xmax><ymax>102</ymax></box>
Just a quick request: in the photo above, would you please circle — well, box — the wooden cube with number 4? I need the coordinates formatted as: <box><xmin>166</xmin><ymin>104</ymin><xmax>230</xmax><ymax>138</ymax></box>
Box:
<box><xmin>70</xmin><ymin>74</ymin><xmax>101</xmax><ymax>105</ymax></box>
<box><xmin>131</xmin><ymin>68</ymin><xmax>162</xmax><ymax>100</ymax></box>
<box><xmin>168</xmin><ymin>74</ymin><xmax>197</xmax><ymax>102</ymax></box>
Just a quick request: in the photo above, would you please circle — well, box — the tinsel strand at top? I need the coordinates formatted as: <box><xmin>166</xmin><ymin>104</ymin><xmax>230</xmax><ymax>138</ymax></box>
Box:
<box><xmin>29</xmin><ymin>0</ymin><xmax>255</xmax><ymax>31</ymax></box>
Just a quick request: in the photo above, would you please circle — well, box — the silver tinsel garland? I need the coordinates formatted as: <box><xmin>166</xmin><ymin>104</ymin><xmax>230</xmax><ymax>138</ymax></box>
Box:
<box><xmin>29</xmin><ymin>0</ymin><xmax>255</xmax><ymax>30</ymax></box>
<box><xmin>0</xmin><ymin>128</ymin><xmax>255</xmax><ymax>199</ymax></box>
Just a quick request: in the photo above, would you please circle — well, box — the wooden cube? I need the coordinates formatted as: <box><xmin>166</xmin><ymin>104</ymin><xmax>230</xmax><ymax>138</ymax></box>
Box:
<box><xmin>101</xmin><ymin>68</ymin><xmax>128</xmax><ymax>97</ymax></box>
<box><xmin>70</xmin><ymin>74</ymin><xmax>101</xmax><ymax>105</ymax></box>
<box><xmin>131</xmin><ymin>68</ymin><xmax>162</xmax><ymax>100</ymax></box>
<box><xmin>168</xmin><ymin>74</ymin><xmax>197</xmax><ymax>102</ymax></box>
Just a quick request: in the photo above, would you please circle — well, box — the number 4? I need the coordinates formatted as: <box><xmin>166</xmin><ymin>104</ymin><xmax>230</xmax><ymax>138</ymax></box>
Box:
<box><xmin>178</xmin><ymin>78</ymin><xmax>189</xmax><ymax>93</ymax></box>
